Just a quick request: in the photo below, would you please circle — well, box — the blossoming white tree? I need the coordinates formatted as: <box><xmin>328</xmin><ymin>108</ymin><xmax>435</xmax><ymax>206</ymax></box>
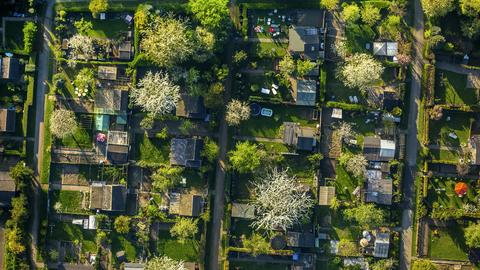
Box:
<box><xmin>339</xmin><ymin>153</ymin><xmax>368</xmax><ymax>178</ymax></box>
<box><xmin>141</xmin><ymin>16</ymin><xmax>193</xmax><ymax>67</ymax></box>
<box><xmin>67</xmin><ymin>34</ymin><xmax>95</xmax><ymax>60</ymax></box>
<box><xmin>131</xmin><ymin>71</ymin><xmax>181</xmax><ymax>115</ymax></box>
<box><xmin>250</xmin><ymin>168</ymin><xmax>314</xmax><ymax>231</ymax></box>
<box><xmin>145</xmin><ymin>256</ymin><xmax>186</xmax><ymax>270</ymax></box>
<box><xmin>337</xmin><ymin>53</ymin><xmax>384</xmax><ymax>92</ymax></box>
<box><xmin>226</xmin><ymin>99</ymin><xmax>250</xmax><ymax>126</ymax></box>
<box><xmin>50</xmin><ymin>109</ymin><xmax>78</xmax><ymax>138</ymax></box>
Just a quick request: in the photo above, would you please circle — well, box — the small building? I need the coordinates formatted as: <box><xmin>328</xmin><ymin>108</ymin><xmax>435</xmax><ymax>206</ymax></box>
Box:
<box><xmin>169</xmin><ymin>193</ymin><xmax>204</xmax><ymax>217</ymax></box>
<box><xmin>373</xmin><ymin>42</ymin><xmax>398</xmax><ymax>57</ymax></box>
<box><xmin>363</xmin><ymin>137</ymin><xmax>396</xmax><ymax>161</ymax></box>
<box><xmin>0</xmin><ymin>171</ymin><xmax>16</xmax><ymax>207</ymax></box>
<box><xmin>118</xmin><ymin>41</ymin><xmax>133</xmax><ymax>60</ymax></box>
<box><xmin>331</xmin><ymin>108</ymin><xmax>342</xmax><ymax>120</ymax></box>
<box><xmin>469</xmin><ymin>135</ymin><xmax>480</xmax><ymax>165</ymax></box>
<box><xmin>373</xmin><ymin>232</ymin><xmax>390</xmax><ymax>258</ymax></box>
<box><xmin>367</xmin><ymin>86</ymin><xmax>401</xmax><ymax>111</ymax></box>
<box><xmin>288</xmin><ymin>26</ymin><xmax>320</xmax><ymax>60</ymax></box>
<box><xmin>231</xmin><ymin>203</ymin><xmax>255</xmax><ymax>219</ymax></box>
<box><xmin>124</xmin><ymin>263</ymin><xmax>144</xmax><ymax>270</ymax></box>
<box><xmin>0</xmin><ymin>108</ymin><xmax>16</xmax><ymax>132</ymax></box>
<box><xmin>365</xmin><ymin>170</ymin><xmax>393</xmax><ymax>205</ymax></box>
<box><xmin>175</xmin><ymin>93</ymin><xmax>207</xmax><ymax>120</ymax></box>
<box><xmin>0</xmin><ymin>57</ymin><xmax>21</xmax><ymax>82</ymax></box>
<box><xmin>318</xmin><ymin>186</ymin><xmax>335</xmax><ymax>206</ymax></box>
<box><xmin>287</xmin><ymin>232</ymin><xmax>315</xmax><ymax>248</ymax></box>
<box><xmin>94</xmin><ymin>89</ymin><xmax>128</xmax><ymax>115</ymax></box>
<box><xmin>89</xmin><ymin>182</ymin><xmax>127</xmax><ymax>212</ymax></box>
<box><xmin>283</xmin><ymin>122</ymin><xmax>317</xmax><ymax>151</ymax></box>
<box><xmin>106</xmin><ymin>131</ymin><xmax>129</xmax><ymax>164</ymax></box>
<box><xmin>291</xmin><ymin>79</ymin><xmax>317</xmax><ymax>106</ymax></box>
<box><xmin>97</xmin><ymin>66</ymin><xmax>117</xmax><ymax>81</ymax></box>
<box><xmin>170</xmin><ymin>138</ymin><xmax>203</xmax><ymax>168</ymax></box>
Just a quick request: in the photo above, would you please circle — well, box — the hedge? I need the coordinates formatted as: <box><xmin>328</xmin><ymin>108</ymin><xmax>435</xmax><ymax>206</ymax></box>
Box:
<box><xmin>319</xmin><ymin>65</ymin><xmax>327</xmax><ymax>104</ymax></box>
<box><xmin>326</xmin><ymin>101</ymin><xmax>367</xmax><ymax>111</ymax></box>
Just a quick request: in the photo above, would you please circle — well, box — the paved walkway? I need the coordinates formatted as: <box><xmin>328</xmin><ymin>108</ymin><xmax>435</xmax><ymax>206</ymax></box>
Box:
<box><xmin>400</xmin><ymin>0</ymin><xmax>425</xmax><ymax>269</ymax></box>
<box><xmin>436</xmin><ymin>61</ymin><xmax>480</xmax><ymax>75</ymax></box>
<box><xmin>208</xmin><ymin>2</ymin><xmax>235</xmax><ymax>268</ymax></box>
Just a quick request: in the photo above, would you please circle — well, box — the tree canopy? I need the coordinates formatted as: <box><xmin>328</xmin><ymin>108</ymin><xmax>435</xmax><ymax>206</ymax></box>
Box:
<box><xmin>89</xmin><ymin>0</ymin><xmax>109</xmax><ymax>18</ymax></box>
<box><xmin>151</xmin><ymin>166</ymin><xmax>184</xmax><ymax>192</ymax></box>
<box><xmin>114</xmin><ymin>216</ymin><xmax>131</xmax><ymax>234</ymax></box>
<box><xmin>170</xmin><ymin>218</ymin><xmax>198</xmax><ymax>244</ymax></box>
<box><xmin>188</xmin><ymin>0</ymin><xmax>229</xmax><ymax>31</ymax></box>
<box><xmin>145</xmin><ymin>256</ymin><xmax>186</xmax><ymax>270</ymax></box>
<box><xmin>465</xmin><ymin>222</ymin><xmax>480</xmax><ymax>248</ymax></box>
<box><xmin>321</xmin><ymin>0</ymin><xmax>339</xmax><ymax>11</ymax></box>
<box><xmin>344</xmin><ymin>204</ymin><xmax>386</xmax><ymax>228</ymax></box>
<box><xmin>50</xmin><ymin>109</ymin><xmax>78</xmax><ymax>139</ymax></box>
<box><xmin>412</xmin><ymin>260</ymin><xmax>437</xmax><ymax>270</ymax></box>
<box><xmin>229</xmin><ymin>141</ymin><xmax>264</xmax><ymax>173</ymax></box>
<box><xmin>23</xmin><ymin>21</ymin><xmax>37</xmax><ymax>54</ymax></box>
<box><xmin>226</xmin><ymin>99</ymin><xmax>250</xmax><ymax>126</ymax></box>
<box><xmin>251</xmin><ymin>168</ymin><xmax>314</xmax><ymax>231</ymax></box>
<box><xmin>361</xmin><ymin>4</ymin><xmax>381</xmax><ymax>26</ymax></box>
<box><xmin>242</xmin><ymin>233</ymin><xmax>271</xmax><ymax>256</ymax></box>
<box><xmin>342</xmin><ymin>4</ymin><xmax>361</xmax><ymax>24</ymax></box>
<box><xmin>131</xmin><ymin>71</ymin><xmax>181</xmax><ymax>116</ymax></box>
<box><xmin>421</xmin><ymin>0</ymin><xmax>454</xmax><ymax>18</ymax></box>
<box><xmin>337</xmin><ymin>53</ymin><xmax>384</xmax><ymax>92</ymax></box>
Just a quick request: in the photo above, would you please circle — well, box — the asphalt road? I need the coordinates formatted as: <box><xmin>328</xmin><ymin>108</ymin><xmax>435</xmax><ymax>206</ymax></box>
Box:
<box><xmin>399</xmin><ymin>0</ymin><xmax>425</xmax><ymax>269</ymax></box>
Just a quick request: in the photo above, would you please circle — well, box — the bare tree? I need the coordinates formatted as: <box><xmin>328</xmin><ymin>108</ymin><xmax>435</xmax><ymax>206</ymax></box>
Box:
<box><xmin>250</xmin><ymin>168</ymin><xmax>314</xmax><ymax>231</ymax></box>
<box><xmin>226</xmin><ymin>99</ymin><xmax>250</xmax><ymax>126</ymax></box>
<box><xmin>131</xmin><ymin>71</ymin><xmax>181</xmax><ymax>116</ymax></box>
<box><xmin>50</xmin><ymin>109</ymin><xmax>78</xmax><ymax>139</ymax></box>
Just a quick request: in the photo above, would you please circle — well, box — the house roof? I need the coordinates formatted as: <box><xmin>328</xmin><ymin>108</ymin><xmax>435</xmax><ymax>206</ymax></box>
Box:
<box><xmin>89</xmin><ymin>182</ymin><xmax>127</xmax><ymax>211</ymax></box>
<box><xmin>318</xmin><ymin>186</ymin><xmax>335</xmax><ymax>206</ymax></box>
<box><xmin>286</xmin><ymin>231</ymin><xmax>315</xmax><ymax>248</ymax></box>
<box><xmin>0</xmin><ymin>171</ymin><xmax>16</xmax><ymax>207</ymax></box>
<box><xmin>1</xmin><ymin>57</ymin><xmax>21</xmax><ymax>81</ymax></box>
<box><xmin>176</xmin><ymin>93</ymin><xmax>207</xmax><ymax>120</ymax></box>
<box><xmin>97</xmin><ymin>66</ymin><xmax>117</xmax><ymax>80</ymax></box>
<box><xmin>373</xmin><ymin>42</ymin><xmax>398</xmax><ymax>57</ymax></box>
<box><xmin>288</xmin><ymin>26</ymin><xmax>320</xmax><ymax>60</ymax></box>
<box><xmin>170</xmin><ymin>138</ymin><xmax>203</xmax><ymax>168</ymax></box>
<box><xmin>282</xmin><ymin>122</ymin><xmax>317</xmax><ymax>151</ymax></box>
<box><xmin>363</xmin><ymin>137</ymin><xmax>396</xmax><ymax>161</ymax></box>
<box><xmin>169</xmin><ymin>193</ymin><xmax>204</xmax><ymax>217</ymax></box>
<box><xmin>292</xmin><ymin>79</ymin><xmax>317</xmax><ymax>106</ymax></box>
<box><xmin>94</xmin><ymin>89</ymin><xmax>128</xmax><ymax>115</ymax></box>
<box><xmin>374</xmin><ymin>232</ymin><xmax>390</xmax><ymax>258</ymax></box>
<box><xmin>365</xmin><ymin>170</ymin><xmax>393</xmax><ymax>205</ymax></box>
<box><xmin>0</xmin><ymin>108</ymin><xmax>16</xmax><ymax>132</ymax></box>
<box><xmin>231</xmin><ymin>203</ymin><xmax>255</xmax><ymax>219</ymax></box>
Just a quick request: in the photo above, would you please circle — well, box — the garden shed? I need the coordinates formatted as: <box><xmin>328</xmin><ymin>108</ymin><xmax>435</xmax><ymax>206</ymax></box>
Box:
<box><xmin>0</xmin><ymin>57</ymin><xmax>21</xmax><ymax>82</ymax></box>
<box><xmin>373</xmin><ymin>232</ymin><xmax>390</xmax><ymax>258</ymax></box>
<box><xmin>170</xmin><ymin>138</ymin><xmax>204</xmax><ymax>168</ymax></box>
<box><xmin>373</xmin><ymin>42</ymin><xmax>398</xmax><ymax>57</ymax></box>
<box><xmin>0</xmin><ymin>171</ymin><xmax>15</xmax><ymax>207</ymax></box>
<box><xmin>287</xmin><ymin>231</ymin><xmax>315</xmax><ymax>248</ymax></box>
<box><xmin>97</xmin><ymin>66</ymin><xmax>117</xmax><ymax>80</ymax></box>
<box><xmin>291</xmin><ymin>79</ymin><xmax>317</xmax><ymax>106</ymax></box>
<box><xmin>106</xmin><ymin>131</ymin><xmax>129</xmax><ymax>164</ymax></box>
<box><xmin>318</xmin><ymin>186</ymin><xmax>335</xmax><ymax>206</ymax></box>
<box><xmin>363</xmin><ymin>137</ymin><xmax>396</xmax><ymax>161</ymax></box>
<box><xmin>282</xmin><ymin>122</ymin><xmax>317</xmax><ymax>151</ymax></box>
<box><xmin>169</xmin><ymin>193</ymin><xmax>204</xmax><ymax>217</ymax></box>
<box><xmin>175</xmin><ymin>93</ymin><xmax>207</xmax><ymax>120</ymax></box>
<box><xmin>94</xmin><ymin>89</ymin><xmax>128</xmax><ymax>115</ymax></box>
<box><xmin>0</xmin><ymin>108</ymin><xmax>16</xmax><ymax>132</ymax></box>
<box><xmin>89</xmin><ymin>182</ymin><xmax>127</xmax><ymax>212</ymax></box>
<box><xmin>365</xmin><ymin>170</ymin><xmax>393</xmax><ymax>205</ymax></box>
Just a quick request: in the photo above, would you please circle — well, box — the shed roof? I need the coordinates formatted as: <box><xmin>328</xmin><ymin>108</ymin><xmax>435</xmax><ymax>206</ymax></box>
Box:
<box><xmin>0</xmin><ymin>108</ymin><xmax>16</xmax><ymax>132</ymax></box>
<box><xmin>282</xmin><ymin>122</ymin><xmax>317</xmax><ymax>151</ymax></box>
<box><xmin>365</xmin><ymin>170</ymin><xmax>393</xmax><ymax>205</ymax></box>
<box><xmin>363</xmin><ymin>137</ymin><xmax>395</xmax><ymax>161</ymax></box>
<box><xmin>292</xmin><ymin>79</ymin><xmax>317</xmax><ymax>106</ymax></box>
<box><xmin>97</xmin><ymin>66</ymin><xmax>117</xmax><ymax>80</ymax></box>
<box><xmin>286</xmin><ymin>231</ymin><xmax>315</xmax><ymax>248</ymax></box>
<box><xmin>294</xmin><ymin>9</ymin><xmax>324</xmax><ymax>28</ymax></box>
<box><xmin>176</xmin><ymin>94</ymin><xmax>207</xmax><ymax>120</ymax></box>
<box><xmin>170</xmin><ymin>138</ymin><xmax>203</xmax><ymax>168</ymax></box>
<box><xmin>0</xmin><ymin>171</ymin><xmax>16</xmax><ymax>207</ymax></box>
<box><xmin>373</xmin><ymin>42</ymin><xmax>398</xmax><ymax>57</ymax></box>
<box><xmin>318</xmin><ymin>186</ymin><xmax>335</xmax><ymax>206</ymax></box>
<box><xmin>94</xmin><ymin>89</ymin><xmax>128</xmax><ymax>115</ymax></box>
<box><xmin>374</xmin><ymin>232</ymin><xmax>390</xmax><ymax>258</ymax></box>
<box><xmin>231</xmin><ymin>203</ymin><xmax>255</xmax><ymax>219</ymax></box>
<box><xmin>169</xmin><ymin>193</ymin><xmax>204</xmax><ymax>217</ymax></box>
<box><xmin>1</xmin><ymin>57</ymin><xmax>21</xmax><ymax>81</ymax></box>
<box><xmin>89</xmin><ymin>183</ymin><xmax>127</xmax><ymax>211</ymax></box>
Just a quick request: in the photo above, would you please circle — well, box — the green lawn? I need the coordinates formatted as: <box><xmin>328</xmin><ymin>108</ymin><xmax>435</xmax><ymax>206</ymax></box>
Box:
<box><xmin>429</xmin><ymin>148</ymin><xmax>460</xmax><ymax>162</ymax></box>
<box><xmin>133</xmin><ymin>135</ymin><xmax>171</xmax><ymax>166</ymax></box>
<box><xmin>334</xmin><ymin>165</ymin><xmax>361</xmax><ymax>202</ymax></box>
<box><xmin>427</xmin><ymin>177</ymin><xmax>478</xmax><ymax>209</ymax></box>
<box><xmin>325</xmin><ymin>62</ymin><xmax>367</xmax><ymax>105</ymax></box>
<box><xmin>435</xmin><ymin>69</ymin><xmax>477</xmax><ymax>105</ymax></box>
<box><xmin>239</xmin><ymin>104</ymin><xmax>317</xmax><ymax>138</ymax></box>
<box><xmin>281</xmin><ymin>154</ymin><xmax>314</xmax><ymax>183</ymax></box>
<box><xmin>181</xmin><ymin>169</ymin><xmax>205</xmax><ymax>190</ymax></box>
<box><xmin>57</xmin><ymin>125</ymin><xmax>94</xmax><ymax>149</ymax></box>
<box><xmin>51</xmin><ymin>222</ymin><xmax>97</xmax><ymax>253</ymax></box>
<box><xmin>4</xmin><ymin>20</ymin><xmax>25</xmax><ymax>51</ymax></box>
<box><xmin>429</xmin><ymin>224</ymin><xmax>469</xmax><ymax>261</ymax></box>
<box><xmin>86</xmin><ymin>19</ymin><xmax>130</xmax><ymax>39</ymax></box>
<box><xmin>250</xmin><ymin>41</ymin><xmax>288</xmax><ymax>59</ymax></box>
<box><xmin>316</xmin><ymin>206</ymin><xmax>359</xmax><ymax>242</ymax></box>
<box><xmin>50</xmin><ymin>190</ymin><xmax>90</xmax><ymax>215</ymax></box>
<box><xmin>157</xmin><ymin>230</ymin><xmax>199</xmax><ymax>262</ymax></box>
<box><xmin>111</xmin><ymin>233</ymin><xmax>139</xmax><ymax>262</ymax></box>
<box><xmin>428</xmin><ymin>111</ymin><xmax>472</xmax><ymax>147</ymax></box>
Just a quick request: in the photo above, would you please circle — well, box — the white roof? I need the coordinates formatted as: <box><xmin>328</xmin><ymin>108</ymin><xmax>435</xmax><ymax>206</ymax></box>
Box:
<box><xmin>380</xmin><ymin>139</ymin><xmax>395</xmax><ymax>158</ymax></box>
<box><xmin>332</xmin><ymin>108</ymin><xmax>343</xmax><ymax>119</ymax></box>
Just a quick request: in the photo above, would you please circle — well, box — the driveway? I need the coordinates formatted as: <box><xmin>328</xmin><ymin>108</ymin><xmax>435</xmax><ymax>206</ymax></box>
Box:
<box><xmin>400</xmin><ymin>0</ymin><xmax>425</xmax><ymax>269</ymax></box>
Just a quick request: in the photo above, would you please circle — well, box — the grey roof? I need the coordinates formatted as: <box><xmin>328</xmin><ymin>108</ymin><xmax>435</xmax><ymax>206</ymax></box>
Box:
<box><xmin>282</xmin><ymin>122</ymin><xmax>317</xmax><ymax>151</ymax></box>
<box><xmin>97</xmin><ymin>66</ymin><xmax>117</xmax><ymax>80</ymax></box>
<box><xmin>1</xmin><ymin>57</ymin><xmax>21</xmax><ymax>81</ymax></box>
<box><xmin>94</xmin><ymin>89</ymin><xmax>128</xmax><ymax>114</ymax></box>
<box><xmin>365</xmin><ymin>170</ymin><xmax>393</xmax><ymax>205</ymax></box>
<box><xmin>374</xmin><ymin>232</ymin><xmax>390</xmax><ymax>258</ymax></box>
<box><xmin>470</xmin><ymin>135</ymin><xmax>480</xmax><ymax>165</ymax></box>
<box><xmin>106</xmin><ymin>131</ymin><xmax>129</xmax><ymax>164</ymax></box>
<box><xmin>176</xmin><ymin>93</ymin><xmax>207</xmax><ymax>120</ymax></box>
<box><xmin>231</xmin><ymin>203</ymin><xmax>255</xmax><ymax>219</ymax></box>
<box><xmin>289</xmin><ymin>26</ymin><xmax>320</xmax><ymax>60</ymax></box>
<box><xmin>287</xmin><ymin>232</ymin><xmax>315</xmax><ymax>248</ymax></box>
<box><xmin>0</xmin><ymin>171</ymin><xmax>15</xmax><ymax>207</ymax></box>
<box><xmin>169</xmin><ymin>193</ymin><xmax>204</xmax><ymax>217</ymax></box>
<box><xmin>292</xmin><ymin>79</ymin><xmax>317</xmax><ymax>106</ymax></box>
<box><xmin>118</xmin><ymin>41</ymin><xmax>132</xmax><ymax>60</ymax></box>
<box><xmin>170</xmin><ymin>138</ymin><xmax>203</xmax><ymax>168</ymax></box>
<box><xmin>89</xmin><ymin>183</ymin><xmax>127</xmax><ymax>211</ymax></box>
<box><xmin>0</xmin><ymin>108</ymin><xmax>16</xmax><ymax>132</ymax></box>
<box><xmin>363</xmin><ymin>137</ymin><xmax>396</xmax><ymax>161</ymax></box>
<box><xmin>373</xmin><ymin>42</ymin><xmax>398</xmax><ymax>57</ymax></box>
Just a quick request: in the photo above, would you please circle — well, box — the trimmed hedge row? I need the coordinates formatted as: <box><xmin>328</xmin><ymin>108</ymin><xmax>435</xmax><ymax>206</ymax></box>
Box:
<box><xmin>326</xmin><ymin>101</ymin><xmax>367</xmax><ymax>111</ymax></box>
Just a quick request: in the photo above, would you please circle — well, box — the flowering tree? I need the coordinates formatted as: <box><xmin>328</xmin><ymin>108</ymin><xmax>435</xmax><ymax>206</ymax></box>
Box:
<box><xmin>337</xmin><ymin>53</ymin><xmax>384</xmax><ymax>92</ymax></box>
<box><xmin>68</xmin><ymin>34</ymin><xmax>95</xmax><ymax>60</ymax></box>
<box><xmin>226</xmin><ymin>99</ymin><xmax>250</xmax><ymax>126</ymax></box>
<box><xmin>50</xmin><ymin>109</ymin><xmax>78</xmax><ymax>139</ymax></box>
<box><xmin>145</xmin><ymin>256</ymin><xmax>186</xmax><ymax>270</ymax></box>
<box><xmin>89</xmin><ymin>0</ymin><xmax>109</xmax><ymax>18</ymax></box>
<box><xmin>188</xmin><ymin>0</ymin><xmax>229</xmax><ymax>31</ymax></box>
<box><xmin>421</xmin><ymin>0</ymin><xmax>454</xmax><ymax>18</ymax></box>
<box><xmin>170</xmin><ymin>218</ymin><xmax>198</xmax><ymax>244</ymax></box>
<box><xmin>141</xmin><ymin>16</ymin><xmax>193</xmax><ymax>67</ymax></box>
<box><xmin>339</xmin><ymin>153</ymin><xmax>367</xmax><ymax>178</ymax></box>
<box><xmin>250</xmin><ymin>168</ymin><xmax>314</xmax><ymax>231</ymax></box>
<box><xmin>131</xmin><ymin>71</ymin><xmax>180</xmax><ymax>115</ymax></box>
<box><xmin>336</xmin><ymin>122</ymin><xmax>356</xmax><ymax>142</ymax></box>
<box><xmin>73</xmin><ymin>68</ymin><xmax>95</xmax><ymax>97</ymax></box>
